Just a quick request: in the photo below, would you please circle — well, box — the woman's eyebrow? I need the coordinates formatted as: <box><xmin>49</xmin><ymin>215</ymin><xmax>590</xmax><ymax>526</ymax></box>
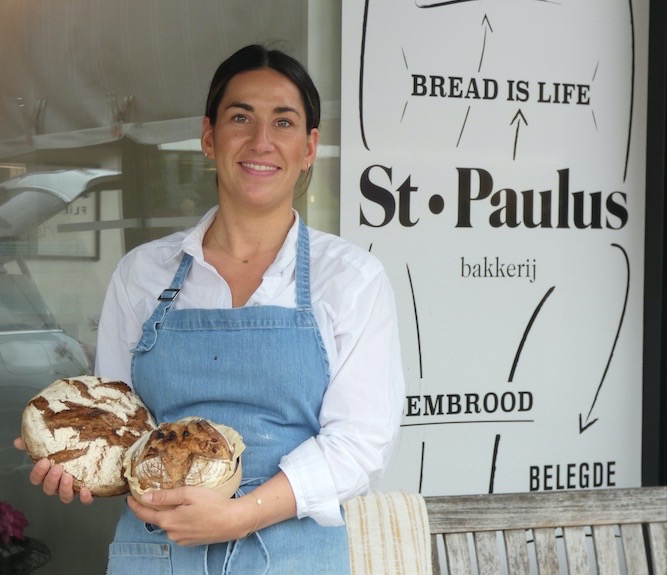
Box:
<box><xmin>224</xmin><ymin>102</ymin><xmax>301</xmax><ymax>116</ymax></box>
<box><xmin>225</xmin><ymin>101</ymin><xmax>253</xmax><ymax>112</ymax></box>
<box><xmin>274</xmin><ymin>106</ymin><xmax>301</xmax><ymax>116</ymax></box>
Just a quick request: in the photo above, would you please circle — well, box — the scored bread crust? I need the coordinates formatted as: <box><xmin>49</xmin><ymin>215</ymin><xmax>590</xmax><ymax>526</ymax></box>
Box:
<box><xmin>22</xmin><ymin>376</ymin><xmax>156</xmax><ymax>496</ymax></box>
<box><xmin>124</xmin><ymin>417</ymin><xmax>245</xmax><ymax>501</ymax></box>
<box><xmin>131</xmin><ymin>419</ymin><xmax>233</xmax><ymax>490</ymax></box>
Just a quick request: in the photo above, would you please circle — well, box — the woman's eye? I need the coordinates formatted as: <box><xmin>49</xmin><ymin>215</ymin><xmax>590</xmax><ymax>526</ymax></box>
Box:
<box><xmin>232</xmin><ymin>114</ymin><xmax>249</xmax><ymax>123</ymax></box>
<box><xmin>276</xmin><ymin>119</ymin><xmax>293</xmax><ymax>128</ymax></box>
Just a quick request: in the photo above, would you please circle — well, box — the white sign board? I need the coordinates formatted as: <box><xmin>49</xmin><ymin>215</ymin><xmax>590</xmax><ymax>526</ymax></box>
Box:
<box><xmin>340</xmin><ymin>0</ymin><xmax>649</xmax><ymax>496</ymax></box>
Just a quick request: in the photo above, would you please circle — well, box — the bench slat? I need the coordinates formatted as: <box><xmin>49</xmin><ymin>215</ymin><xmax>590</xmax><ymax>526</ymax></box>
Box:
<box><xmin>533</xmin><ymin>527</ymin><xmax>560</xmax><ymax>575</ymax></box>
<box><xmin>563</xmin><ymin>526</ymin><xmax>590</xmax><ymax>575</ymax></box>
<box><xmin>473</xmin><ymin>531</ymin><xmax>501</xmax><ymax>575</ymax></box>
<box><xmin>426</xmin><ymin>487</ymin><xmax>666</xmax><ymax>533</ymax></box>
<box><xmin>621</xmin><ymin>523</ymin><xmax>649</xmax><ymax>572</ymax></box>
<box><xmin>591</xmin><ymin>524</ymin><xmax>621</xmax><ymax>575</ymax></box>
<box><xmin>504</xmin><ymin>529</ymin><xmax>530</xmax><ymax>575</ymax></box>
<box><xmin>431</xmin><ymin>534</ymin><xmax>441</xmax><ymax>575</ymax></box>
<box><xmin>444</xmin><ymin>533</ymin><xmax>473</xmax><ymax>575</ymax></box>
<box><xmin>648</xmin><ymin>522</ymin><xmax>667</xmax><ymax>574</ymax></box>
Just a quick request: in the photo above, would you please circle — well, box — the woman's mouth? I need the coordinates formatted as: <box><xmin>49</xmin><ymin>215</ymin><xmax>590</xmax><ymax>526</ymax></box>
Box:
<box><xmin>241</xmin><ymin>162</ymin><xmax>278</xmax><ymax>173</ymax></box>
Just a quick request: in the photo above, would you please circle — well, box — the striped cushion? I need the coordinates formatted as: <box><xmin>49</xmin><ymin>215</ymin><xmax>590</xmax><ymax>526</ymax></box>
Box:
<box><xmin>344</xmin><ymin>491</ymin><xmax>432</xmax><ymax>575</ymax></box>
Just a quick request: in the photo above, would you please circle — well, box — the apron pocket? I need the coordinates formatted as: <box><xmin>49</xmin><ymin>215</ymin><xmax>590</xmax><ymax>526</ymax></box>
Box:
<box><xmin>107</xmin><ymin>542</ymin><xmax>171</xmax><ymax>575</ymax></box>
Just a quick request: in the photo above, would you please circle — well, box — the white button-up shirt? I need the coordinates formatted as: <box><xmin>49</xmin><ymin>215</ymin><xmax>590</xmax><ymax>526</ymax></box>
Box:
<box><xmin>95</xmin><ymin>207</ymin><xmax>405</xmax><ymax>526</ymax></box>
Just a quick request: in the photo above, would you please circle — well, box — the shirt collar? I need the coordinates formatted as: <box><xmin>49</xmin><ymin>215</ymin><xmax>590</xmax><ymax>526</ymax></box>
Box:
<box><xmin>161</xmin><ymin>206</ymin><xmax>217</xmax><ymax>265</ymax></box>
<box><xmin>269</xmin><ymin>210</ymin><xmax>299</xmax><ymax>276</ymax></box>
<box><xmin>163</xmin><ymin>206</ymin><xmax>301</xmax><ymax>278</ymax></box>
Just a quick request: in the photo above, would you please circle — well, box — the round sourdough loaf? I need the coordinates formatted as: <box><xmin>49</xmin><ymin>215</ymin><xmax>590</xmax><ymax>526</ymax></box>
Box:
<box><xmin>124</xmin><ymin>417</ymin><xmax>245</xmax><ymax>504</ymax></box>
<box><xmin>22</xmin><ymin>376</ymin><xmax>156</xmax><ymax>496</ymax></box>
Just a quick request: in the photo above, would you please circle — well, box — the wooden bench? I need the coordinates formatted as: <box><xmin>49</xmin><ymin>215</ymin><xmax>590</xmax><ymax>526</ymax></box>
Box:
<box><xmin>344</xmin><ymin>486</ymin><xmax>667</xmax><ymax>575</ymax></box>
<box><xmin>425</xmin><ymin>486</ymin><xmax>666</xmax><ymax>574</ymax></box>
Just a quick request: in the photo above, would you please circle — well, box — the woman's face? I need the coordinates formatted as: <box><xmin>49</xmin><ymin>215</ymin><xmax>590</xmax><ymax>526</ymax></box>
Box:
<box><xmin>201</xmin><ymin>68</ymin><xmax>318</xmax><ymax>214</ymax></box>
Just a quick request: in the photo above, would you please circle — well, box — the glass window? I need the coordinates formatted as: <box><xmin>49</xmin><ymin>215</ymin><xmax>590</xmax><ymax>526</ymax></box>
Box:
<box><xmin>0</xmin><ymin>2</ymin><xmax>341</xmax><ymax>573</ymax></box>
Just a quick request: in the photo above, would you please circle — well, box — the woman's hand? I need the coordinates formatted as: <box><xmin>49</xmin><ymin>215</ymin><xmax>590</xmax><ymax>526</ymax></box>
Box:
<box><xmin>127</xmin><ymin>487</ymin><xmax>258</xmax><ymax>546</ymax></box>
<box><xmin>13</xmin><ymin>437</ymin><xmax>94</xmax><ymax>505</ymax></box>
<box><xmin>128</xmin><ymin>471</ymin><xmax>297</xmax><ymax>546</ymax></box>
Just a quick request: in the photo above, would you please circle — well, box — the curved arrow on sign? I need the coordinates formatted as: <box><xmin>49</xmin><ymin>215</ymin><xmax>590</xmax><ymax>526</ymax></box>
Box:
<box><xmin>579</xmin><ymin>243</ymin><xmax>630</xmax><ymax>433</ymax></box>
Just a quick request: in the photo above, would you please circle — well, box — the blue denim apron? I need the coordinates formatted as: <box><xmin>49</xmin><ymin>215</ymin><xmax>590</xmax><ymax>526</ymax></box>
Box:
<box><xmin>106</xmin><ymin>220</ymin><xmax>350</xmax><ymax>575</ymax></box>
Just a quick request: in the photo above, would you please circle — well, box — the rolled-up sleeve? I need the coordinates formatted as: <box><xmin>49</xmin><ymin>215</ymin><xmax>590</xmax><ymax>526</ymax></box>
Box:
<box><xmin>280</xmin><ymin>269</ymin><xmax>405</xmax><ymax>526</ymax></box>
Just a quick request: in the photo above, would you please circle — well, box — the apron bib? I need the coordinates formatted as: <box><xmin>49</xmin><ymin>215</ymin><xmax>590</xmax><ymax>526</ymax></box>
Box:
<box><xmin>107</xmin><ymin>220</ymin><xmax>350</xmax><ymax>575</ymax></box>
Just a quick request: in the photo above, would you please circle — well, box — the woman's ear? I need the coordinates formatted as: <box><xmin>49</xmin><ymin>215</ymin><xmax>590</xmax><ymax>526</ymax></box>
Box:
<box><xmin>201</xmin><ymin>116</ymin><xmax>214</xmax><ymax>158</ymax></box>
<box><xmin>303</xmin><ymin>128</ymin><xmax>319</xmax><ymax>171</ymax></box>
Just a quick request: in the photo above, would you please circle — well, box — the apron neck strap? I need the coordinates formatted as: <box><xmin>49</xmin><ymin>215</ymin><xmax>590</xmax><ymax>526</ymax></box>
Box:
<box><xmin>159</xmin><ymin>252</ymin><xmax>193</xmax><ymax>301</ymax></box>
<box><xmin>133</xmin><ymin>253</ymin><xmax>193</xmax><ymax>353</ymax></box>
<box><xmin>295</xmin><ymin>218</ymin><xmax>312</xmax><ymax>309</ymax></box>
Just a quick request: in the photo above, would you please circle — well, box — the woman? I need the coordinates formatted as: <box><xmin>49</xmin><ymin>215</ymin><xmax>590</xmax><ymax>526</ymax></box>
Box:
<box><xmin>17</xmin><ymin>44</ymin><xmax>404</xmax><ymax>574</ymax></box>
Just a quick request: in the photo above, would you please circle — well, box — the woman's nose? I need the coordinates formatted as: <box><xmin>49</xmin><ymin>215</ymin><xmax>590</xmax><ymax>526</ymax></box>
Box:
<box><xmin>249</xmin><ymin>122</ymin><xmax>273</xmax><ymax>151</ymax></box>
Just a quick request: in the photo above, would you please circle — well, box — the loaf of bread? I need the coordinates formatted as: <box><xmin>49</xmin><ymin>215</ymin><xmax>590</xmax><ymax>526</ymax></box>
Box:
<box><xmin>124</xmin><ymin>417</ymin><xmax>245</xmax><ymax>501</ymax></box>
<box><xmin>22</xmin><ymin>376</ymin><xmax>156</xmax><ymax>496</ymax></box>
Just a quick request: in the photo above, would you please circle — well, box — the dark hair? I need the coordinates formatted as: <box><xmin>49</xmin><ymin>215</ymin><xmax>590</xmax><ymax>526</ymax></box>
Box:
<box><xmin>205</xmin><ymin>44</ymin><xmax>321</xmax><ymax>134</ymax></box>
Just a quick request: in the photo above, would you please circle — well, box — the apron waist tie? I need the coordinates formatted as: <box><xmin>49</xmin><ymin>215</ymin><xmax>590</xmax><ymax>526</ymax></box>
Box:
<box><xmin>219</xmin><ymin>485</ymin><xmax>270</xmax><ymax>575</ymax></box>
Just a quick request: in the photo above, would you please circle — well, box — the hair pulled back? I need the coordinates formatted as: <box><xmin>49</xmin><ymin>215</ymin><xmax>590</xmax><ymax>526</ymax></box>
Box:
<box><xmin>205</xmin><ymin>44</ymin><xmax>321</xmax><ymax>134</ymax></box>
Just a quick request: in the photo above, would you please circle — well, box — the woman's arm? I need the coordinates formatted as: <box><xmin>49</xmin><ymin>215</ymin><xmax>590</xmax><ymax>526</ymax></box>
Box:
<box><xmin>126</xmin><ymin>471</ymin><xmax>296</xmax><ymax>545</ymax></box>
<box><xmin>94</xmin><ymin>261</ymin><xmax>143</xmax><ymax>384</ymax></box>
<box><xmin>280</xmin><ymin>265</ymin><xmax>405</xmax><ymax>526</ymax></box>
